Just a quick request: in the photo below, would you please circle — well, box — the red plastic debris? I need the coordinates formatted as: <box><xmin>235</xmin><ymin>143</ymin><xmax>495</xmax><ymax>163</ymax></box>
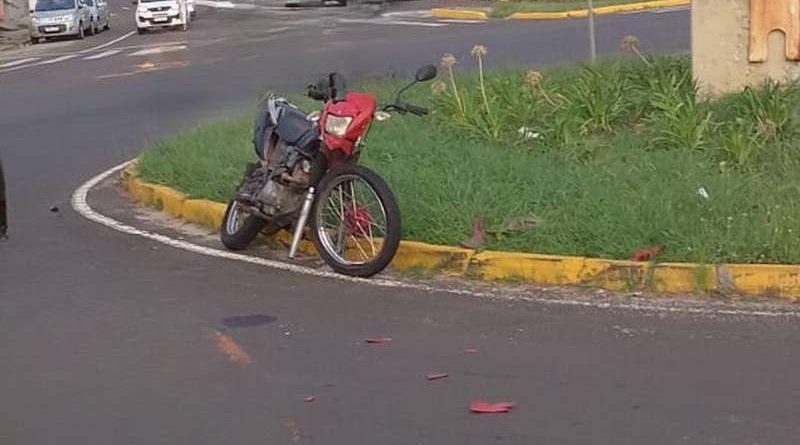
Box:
<box><xmin>304</xmin><ymin>396</ymin><xmax>315</xmax><ymax>403</ymax></box>
<box><xmin>426</xmin><ymin>373</ymin><xmax>449</xmax><ymax>381</ymax></box>
<box><xmin>365</xmin><ymin>337</ymin><xmax>393</xmax><ymax>344</ymax></box>
<box><xmin>631</xmin><ymin>245</ymin><xmax>664</xmax><ymax>261</ymax></box>
<box><xmin>470</xmin><ymin>401</ymin><xmax>516</xmax><ymax>414</ymax></box>
<box><xmin>465</xmin><ymin>348</ymin><xmax>478</xmax><ymax>354</ymax></box>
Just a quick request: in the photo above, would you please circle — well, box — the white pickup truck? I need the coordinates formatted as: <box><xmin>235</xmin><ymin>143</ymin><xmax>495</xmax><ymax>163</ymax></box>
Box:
<box><xmin>134</xmin><ymin>0</ymin><xmax>194</xmax><ymax>33</ymax></box>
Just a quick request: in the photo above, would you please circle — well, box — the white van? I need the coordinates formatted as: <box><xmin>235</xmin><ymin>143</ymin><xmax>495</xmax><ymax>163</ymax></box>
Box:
<box><xmin>134</xmin><ymin>0</ymin><xmax>190</xmax><ymax>33</ymax></box>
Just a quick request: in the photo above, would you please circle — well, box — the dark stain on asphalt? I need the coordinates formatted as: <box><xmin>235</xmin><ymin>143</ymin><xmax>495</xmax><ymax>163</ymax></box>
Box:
<box><xmin>222</xmin><ymin>314</ymin><xmax>277</xmax><ymax>328</ymax></box>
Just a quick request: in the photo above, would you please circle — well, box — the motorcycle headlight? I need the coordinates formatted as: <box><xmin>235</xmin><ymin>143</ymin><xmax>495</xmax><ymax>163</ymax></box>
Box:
<box><xmin>324</xmin><ymin>115</ymin><xmax>353</xmax><ymax>137</ymax></box>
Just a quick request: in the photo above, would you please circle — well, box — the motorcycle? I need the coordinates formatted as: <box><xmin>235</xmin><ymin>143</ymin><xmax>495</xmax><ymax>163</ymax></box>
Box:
<box><xmin>220</xmin><ymin>64</ymin><xmax>438</xmax><ymax>277</ymax></box>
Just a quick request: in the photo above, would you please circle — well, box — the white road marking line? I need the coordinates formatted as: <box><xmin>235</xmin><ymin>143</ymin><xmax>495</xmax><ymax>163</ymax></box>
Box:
<box><xmin>72</xmin><ymin>160</ymin><xmax>800</xmax><ymax>319</ymax></box>
<box><xmin>195</xmin><ymin>0</ymin><xmax>284</xmax><ymax>10</ymax></box>
<box><xmin>1</xmin><ymin>31</ymin><xmax>136</xmax><ymax>75</ymax></box>
<box><xmin>196</xmin><ymin>0</ymin><xmax>235</xmax><ymax>7</ymax></box>
<box><xmin>128</xmin><ymin>45</ymin><xmax>188</xmax><ymax>56</ymax></box>
<box><xmin>41</xmin><ymin>54</ymin><xmax>78</xmax><ymax>64</ymax></box>
<box><xmin>0</xmin><ymin>61</ymin><xmax>41</xmax><ymax>74</ymax></box>
<box><xmin>0</xmin><ymin>57</ymin><xmax>39</xmax><ymax>68</ymax></box>
<box><xmin>114</xmin><ymin>40</ymin><xmax>187</xmax><ymax>51</ymax></box>
<box><xmin>83</xmin><ymin>49</ymin><xmax>122</xmax><ymax>60</ymax></box>
<box><xmin>621</xmin><ymin>5</ymin><xmax>689</xmax><ymax>15</ymax></box>
<box><xmin>78</xmin><ymin>30</ymin><xmax>136</xmax><ymax>54</ymax></box>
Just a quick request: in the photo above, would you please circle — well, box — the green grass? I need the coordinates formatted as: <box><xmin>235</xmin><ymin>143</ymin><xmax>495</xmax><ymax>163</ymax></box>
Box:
<box><xmin>488</xmin><ymin>0</ymin><xmax>645</xmax><ymax>18</ymax></box>
<box><xmin>138</xmin><ymin>55</ymin><xmax>800</xmax><ymax>265</ymax></box>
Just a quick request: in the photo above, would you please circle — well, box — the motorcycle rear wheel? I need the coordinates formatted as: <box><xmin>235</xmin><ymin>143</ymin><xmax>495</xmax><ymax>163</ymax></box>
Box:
<box><xmin>311</xmin><ymin>165</ymin><xmax>401</xmax><ymax>278</ymax></box>
<box><xmin>221</xmin><ymin>200</ymin><xmax>265</xmax><ymax>251</ymax></box>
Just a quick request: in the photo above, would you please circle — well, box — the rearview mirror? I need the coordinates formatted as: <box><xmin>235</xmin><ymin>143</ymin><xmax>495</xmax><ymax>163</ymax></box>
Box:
<box><xmin>415</xmin><ymin>65</ymin><xmax>437</xmax><ymax>82</ymax></box>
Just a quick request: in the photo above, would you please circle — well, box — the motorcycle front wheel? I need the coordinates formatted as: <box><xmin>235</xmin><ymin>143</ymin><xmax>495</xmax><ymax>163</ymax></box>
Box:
<box><xmin>221</xmin><ymin>199</ymin><xmax>265</xmax><ymax>251</ymax></box>
<box><xmin>311</xmin><ymin>165</ymin><xmax>401</xmax><ymax>278</ymax></box>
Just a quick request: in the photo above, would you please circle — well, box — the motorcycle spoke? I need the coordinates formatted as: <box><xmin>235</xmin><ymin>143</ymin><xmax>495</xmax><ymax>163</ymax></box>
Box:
<box><xmin>349</xmin><ymin>234</ymin><xmax>371</xmax><ymax>261</ymax></box>
<box><xmin>316</xmin><ymin>174</ymin><xmax>389</xmax><ymax>266</ymax></box>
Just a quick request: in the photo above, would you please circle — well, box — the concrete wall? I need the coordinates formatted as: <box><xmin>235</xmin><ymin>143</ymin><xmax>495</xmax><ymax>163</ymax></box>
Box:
<box><xmin>0</xmin><ymin>0</ymin><xmax>31</xmax><ymax>46</ymax></box>
<box><xmin>693</xmin><ymin>0</ymin><xmax>800</xmax><ymax>95</ymax></box>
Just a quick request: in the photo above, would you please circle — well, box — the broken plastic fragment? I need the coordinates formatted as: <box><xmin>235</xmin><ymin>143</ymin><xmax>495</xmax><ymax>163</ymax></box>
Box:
<box><xmin>470</xmin><ymin>401</ymin><xmax>516</xmax><ymax>414</ymax></box>
<box><xmin>304</xmin><ymin>395</ymin><xmax>315</xmax><ymax>403</ymax></box>
<box><xmin>631</xmin><ymin>245</ymin><xmax>664</xmax><ymax>262</ymax></box>
<box><xmin>459</xmin><ymin>215</ymin><xmax>485</xmax><ymax>249</ymax></box>
<box><xmin>465</xmin><ymin>348</ymin><xmax>478</xmax><ymax>353</ymax></box>
<box><xmin>517</xmin><ymin>126</ymin><xmax>541</xmax><ymax>140</ymax></box>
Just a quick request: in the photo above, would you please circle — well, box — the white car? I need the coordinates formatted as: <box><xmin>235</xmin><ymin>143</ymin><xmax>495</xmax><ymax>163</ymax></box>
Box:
<box><xmin>135</xmin><ymin>0</ymin><xmax>190</xmax><ymax>33</ymax></box>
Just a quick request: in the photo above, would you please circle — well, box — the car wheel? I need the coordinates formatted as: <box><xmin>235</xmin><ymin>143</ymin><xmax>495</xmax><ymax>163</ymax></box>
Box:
<box><xmin>136</xmin><ymin>27</ymin><xmax>145</xmax><ymax>34</ymax></box>
<box><xmin>77</xmin><ymin>23</ymin><xmax>85</xmax><ymax>39</ymax></box>
<box><xmin>88</xmin><ymin>21</ymin><xmax>96</xmax><ymax>36</ymax></box>
<box><xmin>31</xmin><ymin>37</ymin><xmax>40</xmax><ymax>45</ymax></box>
<box><xmin>104</xmin><ymin>19</ymin><xmax>110</xmax><ymax>30</ymax></box>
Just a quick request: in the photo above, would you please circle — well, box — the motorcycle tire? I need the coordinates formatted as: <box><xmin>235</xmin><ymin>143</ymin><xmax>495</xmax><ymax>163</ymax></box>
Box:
<box><xmin>220</xmin><ymin>199</ymin><xmax>265</xmax><ymax>251</ymax></box>
<box><xmin>311</xmin><ymin>165</ymin><xmax>401</xmax><ymax>278</ymax></box>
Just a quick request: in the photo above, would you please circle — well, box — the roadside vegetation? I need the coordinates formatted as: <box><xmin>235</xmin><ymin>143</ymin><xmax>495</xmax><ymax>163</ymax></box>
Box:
<box><xmin>487</xmin><ymin>0</ymin><xmax>647</xmax><ymax>18</ymax></box>
<box><xmin>138</xmin><ymin>42</ymin><xmax>800</xmax><ymax>265</ymax></box>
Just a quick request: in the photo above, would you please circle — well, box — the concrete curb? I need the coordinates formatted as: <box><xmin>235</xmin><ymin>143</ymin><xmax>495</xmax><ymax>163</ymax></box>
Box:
<box><xmin>123</xmin><ymin>167</ymin><xmax>800</xmax><ymax>300</ymax></box>
<box><xmin>430</xmin><ymin>7</ymin><xmax>489</xmax><ymax>20</ymax></box>
<box><xmin>430</xmin><ymin>0</ymin><xmax>689</xmax><ymax>21</ymax></box>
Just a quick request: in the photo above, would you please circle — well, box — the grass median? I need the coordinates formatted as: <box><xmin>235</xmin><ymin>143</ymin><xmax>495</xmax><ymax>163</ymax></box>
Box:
<box><xmin>488</xmin><ymin>0</ymin><xmax>645</xmax><ymax>18</ymax></box>
<box><xmin>138</xmin><ymin>53</ymin><xmax>800</xmax><ymax>265</ymax></box>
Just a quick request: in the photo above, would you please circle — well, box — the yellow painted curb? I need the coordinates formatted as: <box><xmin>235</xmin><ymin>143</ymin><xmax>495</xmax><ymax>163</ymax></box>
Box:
<box><xmin>393</xmin><ymin>240</ymin><xmax>474</xmax><ymax>276</ymax></box>
<box><xmin>182</xmin><ymin>199</ymin><xmax>228</xmax><ymax>228</ymax></box>
<box><xmin>123</xmin><ymin>167</ymin><xmax>800</xmax><ymax>300</ymax></box>
<box><xmin>505</xmin><ymin>0</ymin><xmax>689</xmax><ymax>20</ymax></box>
<box><xmin>430</xmin><ymin>8</ymin><xmax>488</xmax><ymax>20</ymax></box>
<box><xmin>592</xmin><ymin>0</ymin><xmax>689</xmax><ymax>15</ymax></box>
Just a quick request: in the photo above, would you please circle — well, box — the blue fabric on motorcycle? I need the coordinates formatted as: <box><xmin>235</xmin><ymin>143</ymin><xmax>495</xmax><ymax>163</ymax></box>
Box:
<box><xmin>274</xmin><ymin>107</ymin><xmax>320</xmax><ymax>156</ymax></box>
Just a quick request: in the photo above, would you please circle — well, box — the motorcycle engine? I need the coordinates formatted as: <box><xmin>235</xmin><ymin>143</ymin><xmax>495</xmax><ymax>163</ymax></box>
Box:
<box><xmin>238</xmin><ymin>139</ymin><xmax>312</xmax><ymax>217</ymax></box>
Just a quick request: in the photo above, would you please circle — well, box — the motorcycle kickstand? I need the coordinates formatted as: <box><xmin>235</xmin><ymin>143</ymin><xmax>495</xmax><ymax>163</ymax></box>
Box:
<box><xmin>289</xmin><ymin>187</ymin><xmax>315</xmax><ymax>259</ymax></box>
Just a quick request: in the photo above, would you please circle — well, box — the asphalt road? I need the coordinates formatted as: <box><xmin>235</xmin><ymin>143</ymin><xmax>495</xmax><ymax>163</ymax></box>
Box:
<box><xmin>3</xmin><ymin>4</ymin><xmax>800</xmax><ymax>444</ymax></box>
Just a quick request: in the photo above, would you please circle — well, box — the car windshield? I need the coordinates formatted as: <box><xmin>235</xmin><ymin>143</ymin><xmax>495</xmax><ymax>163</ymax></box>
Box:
<box><xmin>84</xmin><ymin>0</ymin><xmax>93</xmax><ymax>6</ymax></box>
<box><xmin>34</xmin><ymin>0</ymin><xmax>76</xmax><ymax>11</ymax></box>
<box><xmin>139</xmin><ymin>0</ymin><xmax>166</xmax><ymax>3</ymax></box>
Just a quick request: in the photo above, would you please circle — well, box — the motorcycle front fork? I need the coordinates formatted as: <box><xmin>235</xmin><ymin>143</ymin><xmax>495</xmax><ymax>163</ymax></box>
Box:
<box><xmin>288</xmin><ymin>187</ymin><xmax>316</xmax><ymax>259</ymax></box>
